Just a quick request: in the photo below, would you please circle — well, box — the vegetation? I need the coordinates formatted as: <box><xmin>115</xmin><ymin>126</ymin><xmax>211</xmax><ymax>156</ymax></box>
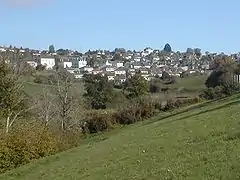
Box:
<box><xmin>1</xmin><ymin>50</ymin><xmax>240</xmax><ymax>177</ymax></box>
<box><xmin>83</xmin><ymin>74</ymin><xmax>114</xmax><ymax>109</ymax></box>
<box><xmin>2</xmin><ymin>94</ymin><xmax>240</xmax><ymax>179</ymax></box>
<box><xmin>204</xmin><ymin>56</ymin><xmax>240</xmax><ymax>99</ymax></box>
<box><xmin>48</xmin><ymin>45</ymin><xmax>55</xmax><ymax>54</ymax></box>
<box><xmin>163</xmin><ymin>43</ymin><xmax>172</xmax><ymax>52</ymax></box>
<box><xmin>0</xmin><ymin>60</ymin><xmax>29</xmax><ymax>133</ymax></box>
<box><xmin>124</xmin><ymin>73</ymin><xmax>148</xmax><ymax>98</ymax></box>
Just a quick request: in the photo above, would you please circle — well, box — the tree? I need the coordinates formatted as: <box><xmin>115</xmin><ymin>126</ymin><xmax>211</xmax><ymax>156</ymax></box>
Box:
<box><xmin>54</xmin><ymin>69</ymin><xmax>76</xmax><ymax>131</ymax></box>
<box><xmin>83</xmin><ymin>74</ymin><xmax>114</xmax><ymax>109</ymax></box>
<box><xmin>161</xmin><ymin>71</ymin><xmax>171</xmax><ymax>80</ymax></box>
<box><xmin>205</xmin><ymin>57</ymin><xmax>237</xmax><ymax>91</ymax></box>
<box><xmin>163</xmin><ymin>43</ymin><xmax>172</xmax><ymax>52</ymax></box>
<box><xmin>186</xmin><ymin>48</ymin><xmax>194</xmax><ymax>54</ymax></box>
<box><xmin>86</xmin><ymin>56</ymin><xmax>94</xmax><ymax>67</ymax></box>
<box><xmin>36</xmin><ymin>64</ymin><xmax>46</xmax><ymax>71</ymax></box>
<box><xmin>49</xmin><ymin>45</ymin><xmax>55</xmax><ymax>54</ymax></box>
<box><xmin>149</xmin><ymin>78</ymin><xmax>161</xmax><ymax>93</ymax></box>
<box><xmin>194</xmin><ymin>48</ymin><xmax>201</xmax><ymax>57</ymax></box>
<box><xmin>34</xmin><ymin>86</ymin><xmax>56</xmax><ymax>127</ymax></box>
<box><xmin>0</xmin><ymin>59</ymin><xmax>32</xmax><ymax>133</ymax></box>
<box><xmin>112</xmin><ymin>53</ymin><xmax>122</xmax><ymax>61</ymax></box>
<box><xmin>125</xmin><ymin>73</ymin><xmax>148</xmax><ymax>98</ymax></box>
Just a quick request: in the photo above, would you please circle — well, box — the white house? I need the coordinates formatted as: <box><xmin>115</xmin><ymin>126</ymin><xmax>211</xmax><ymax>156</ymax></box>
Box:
<box><xmin>139</xmin><ymin>67</ymin><xmax>149</xmax><ymax>75</ymax></box>
<box><xmin>133</xmin><ymin>62</ymin><xmax>142</xmax><ymax>69</ymax></box>
<box><xmin>128</xmin><ymin>69</ymin><xmax>136</xmax><ymax>76</ymax></box>
<box><xmin>64</xmin><ymin>62</ymin><xmax>72</xmax><ymax>68</ymax></box>
<box><xmin>114</xmin><ymin>75</ymin><xmax>126</xmax><ymax>84</ymax></box>
<box><xmin>84</xmin><ymin>67</ymin><xmax>94</xmax><ymax>73</ymax></box>
<box><xmin>181</xmin><ymin>66</ymin><xmax>189</xmax><ymax>71</ymax></box>
<box><xmin>106</xmin><ymin>72</ymin><xmax>115</xmax><ymax>81</ymax></box>
<box><xmin>0</xmin><ymin>47</ymin><xmax>6</xmax><ymax>52</ymax></box>
<box><xmin>105</xmin><ymin>60</ymin><xmax>112</xmax><ymax>66</ymax></box>
<box><xmin>26</xmin><ymin>61</ymin><xmax>38</xmax><ymax>68</ymax></box>
<box><xmin>40</xmin><ymin>57</ymin><xmax>55</xmax><ymax>70</ymax></box>
<box><xmin>19</xmin><ymin>49</ymin><xmax>26</xmax><ymax>53</ymax></box>
<box><xmin>105</xmin><ymin>66</ymin><xmax>116</xmax><ymax>72</ymax></box>
<box><xmin>67</xmin><ymin>69</ymin><xmax>75</xmax><ymax>74</ymax></box>
<box><xmin>115</xmin><ymin>67</ymin><xmax>126</xmax><ymax>76</ymax></box>
<box><xmin>134</xmin><ymin>56</ymin><xmax>141</xmax><ymax>62</ymax></box>
<box><xmin>79</xmin><ymin>59</ymin><xmax>87</xmax><ymax>68</ymax></box>
<box><xmin>92</xmin><ymin>69</ymin><xmax>102</xmax><ymax>75</ymax></box>
<box><xmin>112</xmin><ymin>61</ymin><xmax>124</xmax><ymax>68</ymax></box>
<box><xmin>144</xmin><ymin>47</ymin><xmax>153</xmax><ymax>54</ymax></box>
<box><xmin>74</xmin><ymin>74</ymin><xmax>83</xmax><ymax>79</ymax></box>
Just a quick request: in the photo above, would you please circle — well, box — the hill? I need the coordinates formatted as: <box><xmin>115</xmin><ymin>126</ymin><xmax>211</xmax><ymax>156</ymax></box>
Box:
<box><xmin>1</xmin><ymin>94</ymin><xmax>240</xmax><ymax>180</ymax></box>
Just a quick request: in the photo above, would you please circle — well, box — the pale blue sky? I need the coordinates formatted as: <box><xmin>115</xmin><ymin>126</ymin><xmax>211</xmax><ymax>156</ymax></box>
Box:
<box><xmin>0</xmin><ymin>0</ymin><xmax>239</xmax><ymax>53</ymax></box>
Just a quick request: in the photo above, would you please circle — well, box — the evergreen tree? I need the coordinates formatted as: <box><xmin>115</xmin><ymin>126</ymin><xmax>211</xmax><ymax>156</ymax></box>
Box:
<box><xmin>163</xmin><ymin>43</ymin><xmax>172</xmax><ymax>52</ymax></box>
<box><xmin>49</xmin><ymin>45</ymin><xmax>55</xmax><ymax>54</ymax></box>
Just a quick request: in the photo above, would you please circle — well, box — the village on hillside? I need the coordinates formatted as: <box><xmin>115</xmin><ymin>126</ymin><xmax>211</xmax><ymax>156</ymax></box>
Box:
<box><xmin>1</xmin><ymin>44</ymin><xmax>239</xmax><ymax>83</ymax></box>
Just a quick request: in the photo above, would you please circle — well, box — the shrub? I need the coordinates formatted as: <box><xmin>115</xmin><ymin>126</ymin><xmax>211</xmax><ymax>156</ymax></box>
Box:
<box><xmin>162</xmin><ymin>99</ymin><xmax>177</xmax><ymax>111</ymax></box>
<box><xmin>222</xmin><ymin>84</ymin><xmax>240</xmax><ymax>96</ymax></box>
<box><xmin>162</xmin><ymin>97</ymin><xmax>201</xmax><ymax>111</ymax></box>
<box><xmin>116</xmin><ymin>98</ymin><xmax>155</xmax><ymax>125</ymax></box>
<box><xmin>33</xmin><ymin>74</ymin><xmax>57</xmax><ymax>85</ymax></box>
<box><xmin>0</xmin><ymin>124</ymin><xmax>59</xmax><ymax>173</ymax></box>
<box><xmin>84</xmin><ymin>110</ymin><xmax>116</xmax><ymax>133</ymax></box>
<box><xmin>116</xmin><ymin>104</ymin><xmax>139</xmax><ymax>125</ymax></box>
<box><xmin>202</xmin><ymin>86</ymin><xmax>225</xmax><ymax>100</ymax></box>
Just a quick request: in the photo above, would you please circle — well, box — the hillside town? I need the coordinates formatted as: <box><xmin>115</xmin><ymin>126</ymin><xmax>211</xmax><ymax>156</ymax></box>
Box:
<box><xmin>1</xmin><ymin>44</ymin><xmax>239</xmax><ymax>83</ymax></box>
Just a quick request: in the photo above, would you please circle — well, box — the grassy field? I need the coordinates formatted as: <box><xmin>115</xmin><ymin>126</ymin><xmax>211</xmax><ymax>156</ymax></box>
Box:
<box><xmin>22</xmin><ymin>75</ymin><xmax>207</xmax><ymax>97</ymax></box>
<box><xmin>170</xmin><ymin>75</ymin><xmax>207</xmax><ymax>93</ymax></box>
<box><xmin>2</xmin><ymin>94</ymin><xmax>240</xmax><ymax>180</ymax></box>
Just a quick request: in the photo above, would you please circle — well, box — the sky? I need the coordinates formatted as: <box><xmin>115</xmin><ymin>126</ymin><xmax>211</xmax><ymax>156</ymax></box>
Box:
<box><xmin>0</xmin><ymin>0</ymin><xmax>240</xmax><ymax>53</ymax></box>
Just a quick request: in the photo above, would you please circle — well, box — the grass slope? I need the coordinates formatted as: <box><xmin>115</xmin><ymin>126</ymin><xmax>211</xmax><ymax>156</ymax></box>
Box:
<box><xmin>2</xmin><ymin>95</ymin><xmax>240</xmax><ymax>180</ymax></box>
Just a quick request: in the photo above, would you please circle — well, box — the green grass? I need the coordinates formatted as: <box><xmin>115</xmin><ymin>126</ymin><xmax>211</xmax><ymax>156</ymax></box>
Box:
<box><xmin>2</xmin><ymin>94</ymin><xmax>240</xmax><ymax>180</ymax></box>
<box><xmin>171</xmin><ymin>75</ymin><xmax>207</xmax><ymax>92</ymax></box>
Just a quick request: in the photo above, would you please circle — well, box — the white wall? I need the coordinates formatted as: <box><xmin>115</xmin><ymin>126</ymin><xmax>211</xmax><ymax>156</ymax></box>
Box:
<box><xmin>64</xmin><ymin>62</ymin><xmax>72</xmax><ymax>68</ymax></box>
<box><xmin>26</xmin><ymin>61</ymin><xmax>38</xmax><ymax>68</ymax></box>
<box><xmin>79</xmin><ymin>60</ymin><xmax>87</xmax><ymax>68</ymax></box>
<box><xmin>115</xmin><ymin>71</ymin><xmax>126</xmax><ymax>75</ymax></box>
<box><xmin>40</xmin><ymin>58</ymin><xmax>55</xmax><ymax>70</ymax></box>
<box><xmin>84</xmin><ymin>67</ymin><xmax>93</xmax><ymax>72</ymax></box>
<box><xmin>116</xmin><ymin>62</ymin><xmax>124</xmax><ymax>68</ymax></box>
<box><xmin>106</xmin><ymin>67</ymin><xmax>115</xmax><ymax>72</ymax></box>
<box><xmin>108</xmin><ymin>76</ymin><xmax>115</xmax><ymax>81</ymax></box>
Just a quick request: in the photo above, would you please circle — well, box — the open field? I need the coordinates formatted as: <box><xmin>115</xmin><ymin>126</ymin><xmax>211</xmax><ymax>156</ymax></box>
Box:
<box><xmin>21</xmin><ymin>75</ymin><xmax>207</xmax><ymax>97</ymax></box>
<box><xmin>2</xmin><ymin>94</ymin><xmax>240</xmax><ymax>180</ymax></box>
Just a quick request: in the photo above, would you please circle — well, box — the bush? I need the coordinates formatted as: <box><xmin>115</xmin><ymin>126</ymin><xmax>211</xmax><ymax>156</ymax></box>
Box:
<box><xmin>149</xmin><ymin>83</ymin><xmax>161</xmax><ymax>93</ymax></box>
<box><xmin>33</xmin><ymin>74</ymin><xmax>57</xmax><ymax>85</ymax></box>
<box><xmin>222</xmin><ymin>84</ymin><xmax>240</xmax><ymax>96</ymax></box>
<box><xmin>83</xmin><ymin>110</ymin><xmax>116</xmax><ymax>133</ymax></box>
<box><xmin>116</xmin><ymin>98</ymin><xmax>155</xmax><ymax>125</ymax></box>
<box><xmin>162</xmin><ymin>97</ymin><xmax>201</xmax><ymax>111</ymax></box>
<box><xmin>202</xmin><ymin>86</ymin><xmax>225</xmax><ymax>100</ymax></box>
<box><xmin>116</xmin><ymin>104</ymin><xmax>139</xmax><ymax>125</ymax></box>
<box><xmin>0</xmin><ymin>124</ymin><xmax>60</xmax><ymax>173</ymax></box>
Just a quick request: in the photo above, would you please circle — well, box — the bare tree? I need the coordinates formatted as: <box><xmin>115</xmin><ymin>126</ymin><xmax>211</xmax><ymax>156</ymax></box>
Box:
<box><xmin>34</xmin><ymin>85</ymin><xmax>56</xmax><ymax>127</ymax></box>
<box><xmin>54</xmin><ymin>69</ymin><xmax>77</xmax><ymax>131</ymax></box>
